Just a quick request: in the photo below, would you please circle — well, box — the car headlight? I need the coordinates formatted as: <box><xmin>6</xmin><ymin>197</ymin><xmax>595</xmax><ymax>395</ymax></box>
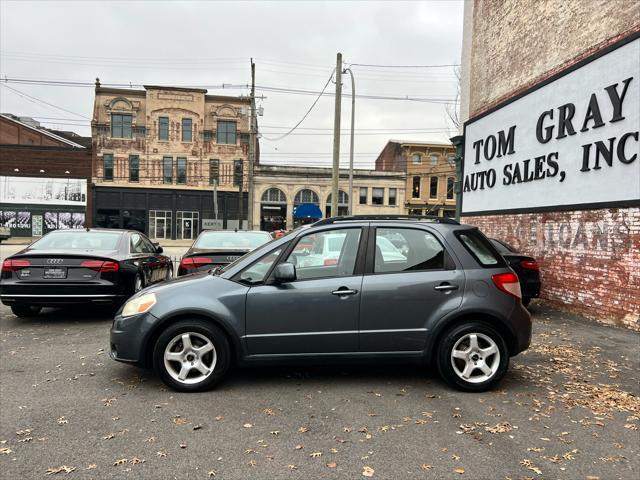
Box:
<box><xmin>122</xmin><ymin>293</ymin><xmax>157</xmax><ymax>317</ymax></box>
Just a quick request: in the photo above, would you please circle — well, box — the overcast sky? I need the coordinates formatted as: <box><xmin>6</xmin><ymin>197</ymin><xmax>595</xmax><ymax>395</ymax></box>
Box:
<box><xmin>0</xmin><ymin>0</ymin><xmax>463</xmax><ymax>168</ymax></box>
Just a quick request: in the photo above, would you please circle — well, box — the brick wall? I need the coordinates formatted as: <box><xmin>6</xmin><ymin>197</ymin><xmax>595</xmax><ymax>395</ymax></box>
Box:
<box><xmin>463</xmin><ymin>208</ymin><xmax>640</xmax><ymax>329</ymax></box>
<box><xmin>0</xmin><ymin>145</ymin><xmax>94</xmax><ymax>226</ymax></box>
<box><xmin>467</xmin><ymin>0</ymin><xmax>640</xmax><ymax>118</ymax></box>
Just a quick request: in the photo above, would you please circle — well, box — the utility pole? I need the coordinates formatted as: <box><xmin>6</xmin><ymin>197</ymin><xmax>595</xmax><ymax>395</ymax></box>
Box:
<box><xmin>343</xmin><ymin>67</ymin><xmax>355</xmax><ymax>215</ymax></box>
<box><xmin>450</xmin><ymin>135</ymin><xmax>464</xmax><ymax>222</ymax></box>
<box><xmin>331</xmin><ymin>53</ymin><xmax>342</xmax><ymax>217</ymax></box>
<box><xmin>247</xmin><ymin>59</ymin><xmax>256</xmax><ymax>230</ymax></box>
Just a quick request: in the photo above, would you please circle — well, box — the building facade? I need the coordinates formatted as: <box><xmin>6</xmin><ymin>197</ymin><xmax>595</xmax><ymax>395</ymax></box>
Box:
<box><xmin>253</xmin><ymin>165</ymin><xmax>406</xmax><ymax>231</ymax></box>
<box><xmin>375</xmin><ymin>140</ymin><xmax>456</xmax><ymax>217</ymax></box>
<box><xmin>0</xmin><ymin>114</ymin><xmax>92</xmax><ymax>237</ymax></box>
<box><xmin>92</xmin><ymin>84</ymin><xmax>252</xmax><ymax>240</ymax></box>
<box><xmin>459</xmin><ymin>0</ymin><xmax>639</xmax><ymax>328</ymax></box>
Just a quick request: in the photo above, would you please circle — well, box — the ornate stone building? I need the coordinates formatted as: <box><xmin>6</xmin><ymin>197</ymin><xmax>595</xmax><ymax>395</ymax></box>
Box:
<box><xmin>91</xmin><ymin>83</ymin><xmax>251</xmax><ymax>240</ymax></box>
<box><xmin>253</xmin><ymin>165</ymin><xmax>406</xmax><ymax>231</ymax></box>
<box><xmin>375</xmin><ymin>140</ymin><xmax>456</xmax><ymax>217</ymax></box>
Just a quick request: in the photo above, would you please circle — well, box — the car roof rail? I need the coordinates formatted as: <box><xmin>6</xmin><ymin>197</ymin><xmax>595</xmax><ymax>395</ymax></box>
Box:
<box><xmin>314</xmin><ymin>215</ymin><xmax>460</xmax><ymax>226</ymax></box>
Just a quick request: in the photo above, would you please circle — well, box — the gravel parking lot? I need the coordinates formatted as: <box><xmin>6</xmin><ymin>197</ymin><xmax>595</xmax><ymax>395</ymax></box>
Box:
<box><xmin>1</xmin><ymin>245</ymin><xmax>638</xmax><ymax>479</ymax></box>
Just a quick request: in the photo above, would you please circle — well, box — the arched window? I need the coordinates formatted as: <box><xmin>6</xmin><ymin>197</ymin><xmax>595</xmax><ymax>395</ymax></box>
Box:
<box><xmin>261</xmin><ymin>188</ymin><xmax>287</xmax><ymax>204</ymax></box>
<box><xmin>294</xmin><ymin>189</ymin><xmax>319</xmax><ymax>205</ymax></box>
<box><xmin>325</xmin><ymin>190</ymin><xmax>349</xmax><ymax>217</ymax></box>
<box><xmin>326</xmin><ymin>190</ymin><xmax>349</xmax><ymax>206</ymax></box>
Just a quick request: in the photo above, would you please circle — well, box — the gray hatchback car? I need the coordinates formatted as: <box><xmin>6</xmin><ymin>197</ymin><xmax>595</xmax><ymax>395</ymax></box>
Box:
<box><xmin>110</xmin><ymin>216</ymin><xmax>531</xmax><ymax>392</ymax></box>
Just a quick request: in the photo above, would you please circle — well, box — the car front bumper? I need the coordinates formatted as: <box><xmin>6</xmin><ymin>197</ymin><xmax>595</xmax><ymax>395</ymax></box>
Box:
<box><xmin>110</xmin><ymin>310</ymin><xmax>160</xmax><ymax>367</ymax></box>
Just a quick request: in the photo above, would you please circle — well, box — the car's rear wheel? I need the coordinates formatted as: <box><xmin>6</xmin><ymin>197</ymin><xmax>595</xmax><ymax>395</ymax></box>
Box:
<box><xmin>11</xmin><ymin>305</ymin><xmax>42</xmax><ymax>318</ymax></box>
<box><xmin>436</xmin><ymin>321</ymin><xmax>509</xmax><ymax>392</ymax></box>
<box><xmin>153</xmin><ymin>320</ymin><xmax>230</xmax><ymax>392</ymax></box>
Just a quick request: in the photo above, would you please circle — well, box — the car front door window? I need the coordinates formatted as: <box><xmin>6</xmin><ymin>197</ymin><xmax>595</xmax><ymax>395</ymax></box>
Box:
<box><xmin>286</xmin><ymin>228</ymin><xmax>361</xmax><ymax>280</ymax></box>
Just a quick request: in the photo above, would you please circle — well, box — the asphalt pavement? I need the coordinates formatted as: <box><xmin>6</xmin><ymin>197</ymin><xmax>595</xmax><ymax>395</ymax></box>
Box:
<box><xmin>0</xmin><ymin>244</ymin><xmax>638</xmax><ymax>479</ymax></box>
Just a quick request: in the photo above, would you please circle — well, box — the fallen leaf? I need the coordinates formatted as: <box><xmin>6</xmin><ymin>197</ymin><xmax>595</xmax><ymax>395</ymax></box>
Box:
<box><xmin>85</xmin><ymin>464</ymin><xmax>97</xmax><ymax>470</ymax></box>
<box><xmin>215</xmin><ymin>416</ymin><xmax>223</xmax><ymax>421</ymax></box>
<box><xmin>243</xmin><ymin>423</ymin><xmax>253</xmax><ymax>428</ymax></box>
<box><xmin>1</xmin><ymin>447</ymin><xmax>13</xmax><ymax>455</ymax></box>
<box><xmin>45</xmin><ymin>466</ymin><xmax>76</xmax><ymax>475</ymax></box>
<box><xmin>295</xmin><ymin>444</ymin><xmax>303</xmax><ymax>450</ymax></box>
<box><xmin>421</xmin><ymin>464</ymin><xmax>433</xmax><ymax>470</ymax></box>
<box><xmin>263</xmin><ymin>408</ymin><xmax>275</xmax><ymax>416</ymax></box>
<box><xmin>173</xmin><ymin>416</ymin><xmax>188</xmax><ymax>425</ymax></box>
<box><xmin>288</xmin><ymin>464</ymin><xmax>298</xmax><ymax>470</ymax></box>
<box><xmin>330</xmin><ymin>447</ymin><xmax>338</xmax><ymax>453</ymax></box>
<box><xmin>103</xmin><ymin>433</ymin><xmax>115</xmax><ymax>440</ymax></box>
<box><xmin>362</xmin><ymin>465</ymin><xmax>375</xmax><ymax>477</ymax></box>
<box><xmin>248</xmin><ymin>459</ymin><xmax>257</xmax><ymax>467</ymax></box>
<box><xmin>113</xmin><ymin>459</ymin><xmax>127</xmax><ymax>466</ymax></box>
<box><xmin>270</xmin><ymin>430</ymin><xmax>280</xmax><ymax>435</ymax></box>
<box><xmin>57</xmin><ymin>417</ymin><xmax>68</xmax><ymax>425</ymax></box>
<box><xmin>130</xmin><ymin>457</ymin><xmax>145</xmax><ymax>465</ymax></box>
<box><xmin>310</xmin><ymin>452</ymin><xmax>322</xmax><ymax>458</ymax></box>
<box><xmin>454</xmin><ymin>467</ymin><xmax>465</xmax><ymax>474</ymax></box>
<box><xmin>193</xmin><ymin>424</ymin><xmax>202</xmax><ymax>431</ymax></box>
<box><xmin>327</xmin><ymin>462</ymin><xmax>337</xmax><ymax>468</ymax></box>
<box><xmin>180</xmin><ymin>443</ymin><xmax>187</xmax><ymax>449</ymax></box>
<box><xmin>156</xmin><ymin>451</ymin><xmax>167</xmax><ymax>458</ymax></box>
<box><xmin>298</xmin><ymin>426</ymin><xmax>310</xmax><ymax>433</ymax></box>
<box><xmin>520</xmin><ymin>459</ymin><xmax>542</xmax><ymax>475</ymax></box>
<box><xmin>208</xmin><ymin>470</ymin><xmax>216</xmax><ymax>478</ymax></box>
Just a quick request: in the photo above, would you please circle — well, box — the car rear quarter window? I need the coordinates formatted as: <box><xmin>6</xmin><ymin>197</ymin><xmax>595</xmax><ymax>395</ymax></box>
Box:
<box><xmin>456</xmin><ymin>229</ymin><xmax>506</xmax><ymax>268</ymax></box>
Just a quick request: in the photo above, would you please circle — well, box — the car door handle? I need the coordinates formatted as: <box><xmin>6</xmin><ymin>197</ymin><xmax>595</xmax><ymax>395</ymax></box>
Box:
<box><xmin>434</xmin><ymin>283</ymin><xmax>459</xmax><ymax>292</ymax></box>
<box><xmin>332</xmin><ymin>288</ymin><xmax>358</xmax><ymax>296</ymax></box>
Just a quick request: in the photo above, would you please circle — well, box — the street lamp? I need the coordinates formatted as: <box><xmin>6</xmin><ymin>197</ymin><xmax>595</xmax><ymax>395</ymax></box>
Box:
<box><xmin>343</xmin><ymin>67</ymin><xmax>355</xmax><ymax>215</ymax></box>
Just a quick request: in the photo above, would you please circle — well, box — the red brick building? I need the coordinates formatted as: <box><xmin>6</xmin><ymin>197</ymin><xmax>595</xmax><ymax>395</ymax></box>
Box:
<box><xmin>458</xmin><ymin>1</ymin><xmax>639</xmax><ymax>328</ymax></box>
<box><xmin>0</xmin><ymin>114</ymin><xmax>93</xmax><ymax>236</ymax></box>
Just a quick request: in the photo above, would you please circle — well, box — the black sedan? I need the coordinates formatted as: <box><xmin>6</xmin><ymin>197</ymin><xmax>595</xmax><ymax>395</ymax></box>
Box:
<box><xmin>0</xmin><ymin>228</ymin><xmax>173</xmax><ymax>317</ymax></box>
<box><xmin>490</xmin><ymin>238</ymin><xmax>541</xmax><ymax>307</ymax></box>
<box><xmin>177</xmin><ymin>230</ymin><xmax>272</xmax><ymax>276</ymax></box>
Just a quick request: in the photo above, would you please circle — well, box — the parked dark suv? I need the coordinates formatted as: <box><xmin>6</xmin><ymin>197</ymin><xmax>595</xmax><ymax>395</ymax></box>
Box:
<box><xmin>111</xmin><ymin>216</ymin><xmax>531</xmax><ymax>392</ymax></box>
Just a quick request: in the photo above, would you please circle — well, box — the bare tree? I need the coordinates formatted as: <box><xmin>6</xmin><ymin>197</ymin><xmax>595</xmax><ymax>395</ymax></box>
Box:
<box><xmin>445</xmin><ymin>64</ymin><xmax>461</xmax><ymax>132</ymax></box>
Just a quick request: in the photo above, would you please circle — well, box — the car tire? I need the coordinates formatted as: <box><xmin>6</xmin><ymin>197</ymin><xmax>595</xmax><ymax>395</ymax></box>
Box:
<box><xmin>153</xmin><ymin>319</ymin><xmax>230</xmax><ymax>392</ymax></box>
<box><xmin>11</xmin><ymin>305</ymin><xmax>42</xmax><ymax>318</ymax></box>
<box><xmin>436</xmin><ymin>321</ymin><xmax>509</xmax><ymax>392</ymax></box>
<box><xmin>522</xmin><ymin>297</ymin><xmax>531</xmax><ymax>307</ymax></box>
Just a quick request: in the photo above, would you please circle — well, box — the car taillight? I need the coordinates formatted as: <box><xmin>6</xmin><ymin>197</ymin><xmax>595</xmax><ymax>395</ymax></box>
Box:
<box><xmin>491</xmin><ymin>272</ymin><xmax>522</xmax><ymax>299</ymax></box>
<box><xmin>520</xmin><ymin>259</ymin><xmax>539</xmax><ymax>270</ymax></box>
<box><xmin>80</xmin><ymin>260</ymin><xmax>119</xmax><ymax>272</ymax></box>
<box><xmin>180</xmin><ymin>257</ymin><xmax>213</xmax><ymax>269</ymax></box>
<box><xmin>1</xmin><ymin>259</ymin><xmax>31</xmax><ymax>271</ymax></box>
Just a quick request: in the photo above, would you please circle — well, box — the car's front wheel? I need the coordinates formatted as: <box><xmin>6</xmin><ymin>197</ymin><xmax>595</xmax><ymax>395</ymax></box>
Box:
<box><xmin>153</xmin><ymin>320</ymin><xmax>230</xmax><ymax>392</ymax></box>
<box><xmin>11</xmin><ymin>305</ymin><xmax>42</xmax><ymax>318</ymax></box>
<box><xmin>436</xmin><ymin>321</ymin><xmax>509</xmax><ymax>392</ymax></box>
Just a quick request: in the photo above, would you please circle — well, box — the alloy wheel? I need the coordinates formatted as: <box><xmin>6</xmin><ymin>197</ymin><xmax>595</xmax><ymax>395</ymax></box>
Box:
<box><xmin>163</xmin><ymin>332</ymin><xmax>217</xmax><ymax>385</ymax></box>
<box><xmin>450</xmin><ymin>332</ymin><xmax>500</xmax><ymax>384</ymax></box>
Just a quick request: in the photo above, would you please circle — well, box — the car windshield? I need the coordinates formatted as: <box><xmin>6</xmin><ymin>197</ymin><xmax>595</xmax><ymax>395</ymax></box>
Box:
<box><xmin>30</xmin><ymin>231</ymin><xmax>122</xmax><ymax>250</ymax></box>
<box><xmin>194</xmin><ymin>231</ymin><xmax>271</xmax><ymax>249</ymax></box>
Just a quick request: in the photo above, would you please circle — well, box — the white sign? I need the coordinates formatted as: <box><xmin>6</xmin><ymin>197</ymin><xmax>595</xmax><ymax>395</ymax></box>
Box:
<box><xmin>202</xmin><ymin>219</ymin><xmax>224</xmax><ymax>230</ymax></box>
<box><xmin>0</xmin><ymin>176</ymin><xmax>87</xmax><ymax>206</ymax></box>
<box><xmin>462</xmin><ymin>36</ymin><xmax>639</xmax><ymax>215</ymax></box>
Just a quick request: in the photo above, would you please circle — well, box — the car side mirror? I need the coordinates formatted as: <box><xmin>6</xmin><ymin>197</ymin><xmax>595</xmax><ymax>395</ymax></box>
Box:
<box><xmin>155</xmin><ymin>246</ymin><xmax>163</xmax><ymax>254</ymax></box>
<box><xmin>273</xmin><ymin>262</ymin><xmax>296</xmax><ymax>283</ymax></box>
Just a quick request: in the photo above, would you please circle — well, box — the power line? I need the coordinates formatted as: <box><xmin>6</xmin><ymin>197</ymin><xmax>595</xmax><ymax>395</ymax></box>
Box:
<box><xmin>260</xmin><ymin>69</ymin><xmax>336</xmax><ymax>142</ymax></box>
<box><xmin>349</xmin><ymin>62</ymin><xmax>460</xmax><ymax>68</ymax></box>
<box><xmin>0</xmin><ymin>83</ymin><xmax>90</xmax><ymax>119</ymax></box>
<box><xmin>0</xmin><ymin>77</ymin><xmax>458</xmax><ymax>104</ymax></box>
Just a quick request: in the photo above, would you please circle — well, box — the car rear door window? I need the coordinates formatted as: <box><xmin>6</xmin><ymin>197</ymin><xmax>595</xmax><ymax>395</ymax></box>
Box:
<box><xmin>374</xmin><ymin>228</ymin><xmax>446</xmax><ymax>273</ymax></box>
<box><xmin>286</xmin><ymin>228</ymin><xmax>361</xmax><ymax>281</ymax></box>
